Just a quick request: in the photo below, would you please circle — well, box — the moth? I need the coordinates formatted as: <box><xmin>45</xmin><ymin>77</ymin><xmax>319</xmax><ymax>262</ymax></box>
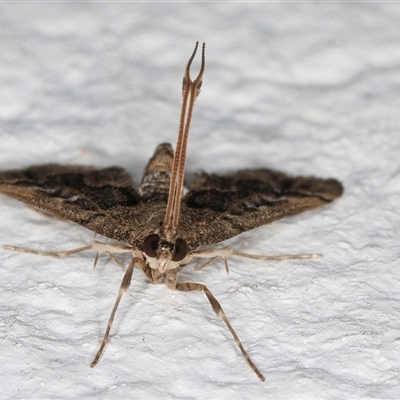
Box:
<box><xmin>0</xmin><ymin>43</ymin><xmax>343</xmax><ymax>381</ymax></box>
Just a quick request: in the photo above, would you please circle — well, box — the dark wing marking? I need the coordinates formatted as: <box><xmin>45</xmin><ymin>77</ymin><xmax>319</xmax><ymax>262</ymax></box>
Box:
<box><xmin>179</xmin><ymin>169</ymin><xmax>343</xmax><ymax>248</ymax></box>
<box><xmin>0</xmin><ymin>164</ymin><xmax>167</xmax><ymax>246</ymax></box>
<box><xmin>0</xmin><ymin>165</ymin><xmax>343</xmax><ymax>251</ymax></box>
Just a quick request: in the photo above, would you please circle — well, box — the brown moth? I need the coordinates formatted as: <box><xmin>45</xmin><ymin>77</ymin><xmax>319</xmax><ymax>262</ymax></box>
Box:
<box><xmin>0</xmin><ymin>43</ymin><xmax>343</xmax><ymax>381</ymax></box>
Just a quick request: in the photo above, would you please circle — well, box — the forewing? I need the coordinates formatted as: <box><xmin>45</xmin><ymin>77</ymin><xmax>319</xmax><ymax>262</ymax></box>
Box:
<box><xmin>0</xmin><ymin>164</ymin><xmax>157</xmax><ymax>245</ymax></box>
<box><xmin>180</xmin><ymin>168</ymin><xmax>343</xmax><ymax>248</ymax></box>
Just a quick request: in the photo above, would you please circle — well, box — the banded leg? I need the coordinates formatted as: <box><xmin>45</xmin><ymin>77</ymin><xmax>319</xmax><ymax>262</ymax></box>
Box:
<box><xmin>193</xmin><ymin>247</ymin><xmax>322</xmax><ymax>273</ymax></box>
<box><xmin>175</xmin><ymin>281</ymin><xmax>265</xmax><ymax>382</ymax></box>
<box><xmin>5</xmin><ymin>240</ymin><xmax>135</xmax><ymax>269</ymax></box>
<box><xmin>4</xmin><ymin>240</ymin><xmax>133</xmax><ymax>257</ymax></box>
<box><xmin>90</xmin><ymin>257</ymin><xmax>144</xmax><ymax>367</ymax></box>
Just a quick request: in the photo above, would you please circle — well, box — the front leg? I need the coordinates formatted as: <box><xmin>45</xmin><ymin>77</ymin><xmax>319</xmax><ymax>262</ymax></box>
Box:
<box><xmin>139</xmin><ymin>261</ymin><xmax>166</xmax><ymax>285</ymax></box>
<box><xmin>174</xmin><ymin>280</ymin><xmax>265</xmax><ymax>382</ymax></box>
<box><xmin>91</xmin><ymin>256</ymin><xmax>147</xmax><ymax>367</ymax></box>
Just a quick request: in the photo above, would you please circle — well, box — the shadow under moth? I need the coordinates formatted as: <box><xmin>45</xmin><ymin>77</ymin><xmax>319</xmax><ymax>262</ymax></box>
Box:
<box><xmin>0</xmin><ymin>43</ymin><xmax>343</xmax><ymax>381</ymax></box>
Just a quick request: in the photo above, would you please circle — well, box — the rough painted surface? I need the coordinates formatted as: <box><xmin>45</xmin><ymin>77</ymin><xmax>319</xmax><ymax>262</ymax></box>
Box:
<box><xmin>0</xmin><ymin>3</ymin><xmax>399</xmax><ymax>399</ymax></box>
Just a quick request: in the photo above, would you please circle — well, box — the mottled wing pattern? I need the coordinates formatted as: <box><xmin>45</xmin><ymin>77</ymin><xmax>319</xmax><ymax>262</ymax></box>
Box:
<box><xmin>0</xmin><ymin>164</ymin><xmax>343</xmax><ymax>251</ymax></box>
<box><xmin>179</xmin><ymin>169</ymin><xmax>343</xmax><ymax>248</ymax></box>
<box><xmin>0</xmin><ymin>164</ymin><xmax>165</xmax><ymax>246</ymax></box>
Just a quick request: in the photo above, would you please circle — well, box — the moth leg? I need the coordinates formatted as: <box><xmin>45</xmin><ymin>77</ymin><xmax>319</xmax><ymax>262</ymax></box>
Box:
<box><xmin>91</xmin><ymin>257</ymin><xmax>145</xmax><ymax>367</ymax></box>
<box><xmin>103</xmin><ymin>251</ymin><xmax>125</xmax><ymax>269</ymax></box>
<box><xmin>92</xmin><ymin>235</ymin><xmax>105</xmax><ymax>269</ymax></box>
<box><xmin>138</xmin><ymin>261</ymin><xmax>164</xmax><ymax>285</ymax></box>
<box><xmin>198</xmin><ymin>256</ymin><xmax>230</xmax><ymax>275</ymax></box>
<box><xmin>175</xmin><ymin>281</ymin><xmax>265</xmax><ymax>382</ymax></box>
<box><xmin>4</xmin><ymin>240</ymin><xmax>133</xmax><ymax>258</ymax></box>
<box><xmin>87</xmin><ymin>237</ymin><xmax>127</xmax><ymax>270</ymax></box>
<box><xmin>192</xmin><ymin>247</ymin><xmax>322</xmax><ymax>269</ymax></box>
<box><xmin>231</xmin><ymin>249</ymin><xmax>322</xmax><ymax>261</ymax></box>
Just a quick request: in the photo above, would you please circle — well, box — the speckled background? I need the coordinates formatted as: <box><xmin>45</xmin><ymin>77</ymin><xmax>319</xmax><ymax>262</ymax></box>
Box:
<box><xmin>0</xmin><ymin>3</ymin><xmax>399</xmax><ymax>399</ymax></box>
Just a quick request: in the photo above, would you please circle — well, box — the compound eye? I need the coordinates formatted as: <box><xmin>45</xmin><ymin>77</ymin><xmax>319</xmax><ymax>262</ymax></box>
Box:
<box><xmin>172</xmin><ymin>238</ymin><xmax>188</xmax><ymax>262</ymax></box>
<box><xmin>143</xmin><ymin>234</ymin><xmax>160</xmax><ymax>258</ymax></box>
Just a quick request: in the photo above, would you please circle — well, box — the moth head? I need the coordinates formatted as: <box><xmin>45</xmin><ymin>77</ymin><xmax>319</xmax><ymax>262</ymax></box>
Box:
<box><xmin>142</xmin><ymin>233</ymin><xmax>189</xmax><ymax>272</ymax></box>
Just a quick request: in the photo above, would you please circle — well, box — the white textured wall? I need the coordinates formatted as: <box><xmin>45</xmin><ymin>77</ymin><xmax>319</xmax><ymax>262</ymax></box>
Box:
<box><xmin>0</xmin><ymin>3</ymin><xmax>399</xmax><ymax>399</ymax></box>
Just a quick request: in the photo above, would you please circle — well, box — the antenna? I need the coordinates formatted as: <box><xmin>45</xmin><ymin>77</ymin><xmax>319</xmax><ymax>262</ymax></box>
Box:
<box><xmin>163</xmin><ymin>42</ymin><xmax>205</xmax><ymax>232</ymax></box>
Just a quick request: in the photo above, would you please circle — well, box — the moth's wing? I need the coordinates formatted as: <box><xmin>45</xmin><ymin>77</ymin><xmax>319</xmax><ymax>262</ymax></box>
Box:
<box><xmin>180</xmin><ymin>169</ymin><xmax>343</xmax><ymax>248</ymax></box>
<box><xmin>0</xmin><ymin>164</ymin><xmax>156</xmax><ymax>245</ymax></box>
